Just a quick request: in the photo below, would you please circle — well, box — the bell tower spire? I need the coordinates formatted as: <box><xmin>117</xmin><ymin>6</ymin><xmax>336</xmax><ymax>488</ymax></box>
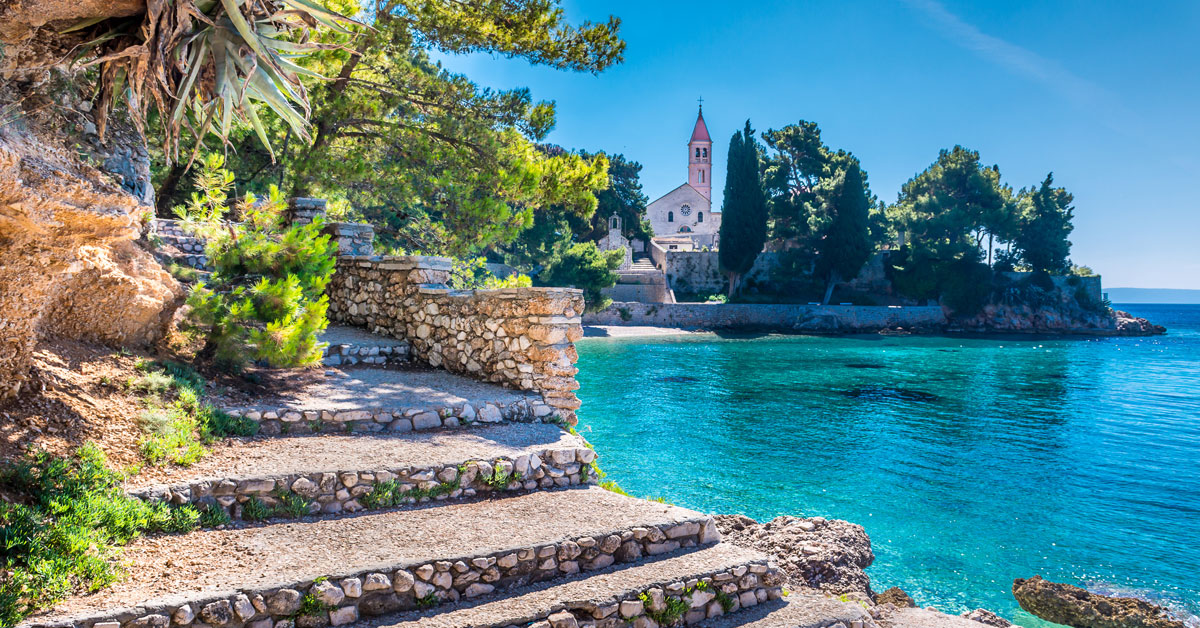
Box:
<box><xmin>688</xmin><ymin>103</ymin><xmax>712</xmax><ymax>200</ymax></box>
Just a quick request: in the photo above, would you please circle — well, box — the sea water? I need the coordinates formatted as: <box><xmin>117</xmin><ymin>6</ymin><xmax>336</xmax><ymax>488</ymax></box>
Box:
<box><xmin>574</xmin><ymin>304</ymin><xmax>1200</xmax><ymax>626</ymax></box>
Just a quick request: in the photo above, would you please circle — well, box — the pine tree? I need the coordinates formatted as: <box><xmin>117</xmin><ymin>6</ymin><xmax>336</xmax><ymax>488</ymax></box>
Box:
<box><xmin>1016</xmin><ymin>173</ymin><xmax>1075</xmax><ymax>274</ymax></box>
<box><xmin>815</xmin><ymin>162</ymin><xmax>872</xmax><ymax>304</ymax></box>
<box><xmin>718</xmin><ymin>121</ymin><xmax>768</xmax><ymax>297</ymax></box>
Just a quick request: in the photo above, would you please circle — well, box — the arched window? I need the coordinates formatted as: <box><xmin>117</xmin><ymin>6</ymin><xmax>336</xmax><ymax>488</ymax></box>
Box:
<box><xmin>698</xmin><ymin>212</ymin><xmax>704</xmax><ymax>222</ymax></box>
<box><xmin>668</xmin><ymin>211</ymin><xmax>674</xmax><ymax>222</ymax></box>
<box><xmin>699</xmin><ymin>170</ymin><xmax>704</xmax><ymax>183</ymax></box>
<box><xmin>702</xmin><ymin>148</ymin><xmax>708</xmax><ymax>158</ymax></box>
<box><xmin>695</xmin><ymin>148</ymin><xmax>700</xmax><ymax>158</ymax></box>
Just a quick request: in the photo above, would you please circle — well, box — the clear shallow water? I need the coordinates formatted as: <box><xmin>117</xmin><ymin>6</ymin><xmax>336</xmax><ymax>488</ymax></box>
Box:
<box><xmin>574</xmin><ymin>304</ymin><xmax>1200</xmax><ymax>626</ymax></box>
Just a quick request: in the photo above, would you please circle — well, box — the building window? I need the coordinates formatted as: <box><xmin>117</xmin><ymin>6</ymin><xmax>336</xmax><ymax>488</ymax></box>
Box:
<box><xmin>695</xmin><ymin>148</ymin><xmax>700</xmax><ymax>158</ymax></box>
<box><xmin>668</xmin><ymin>211</ymin><xmax>674</xmax><ymax>222</ymax></box>
<box><xmin>699</xmin><ymin>170</ymin><xmax>704</xmax><ymax>183</ymax></box>
<box><xmin>698</xmin><ymin>212</ymin><xmax>704</xmax><ymax>222</ymax></box>
<box><xmin>702</xmin><ymin>148</ymin><xmax>708</xmax><ymax>158</ymax></box>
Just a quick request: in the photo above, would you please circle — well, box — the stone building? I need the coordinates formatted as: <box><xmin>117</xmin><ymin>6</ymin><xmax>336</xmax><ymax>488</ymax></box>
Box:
<box><xmin>645</xmin><ymin>107</ymin><xmax>722</xmax><ymax>250</ymax></box>
<box><xmin>596</xmin><ymin>214</ymin><xmax>633</xmax><ymax>270</ymax></box>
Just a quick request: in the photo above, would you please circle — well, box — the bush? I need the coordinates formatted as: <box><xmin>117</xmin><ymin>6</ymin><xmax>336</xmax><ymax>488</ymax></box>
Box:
<box><xmin>939</xmin><ymin>259</ymin><xmax>993</xmax><ymax>314</ymax></box>
<box><xmin>450</xmin><ymin>257</ymin><xmax>532</xmax><ymax>290</ymax></box>
<box><xmin>177</xmin><ymin>154</ymin><xmax>335</xmax><ymax>370</ymax></box>
<box><xmin>539</xmin><ymin>242</ymin><xmax>623</xmax><ymax>312</ymax></box>
<box><xmin>0</xmin><ymin>445</ymin><xmax>198</xmax><ymax>625</ymax></box>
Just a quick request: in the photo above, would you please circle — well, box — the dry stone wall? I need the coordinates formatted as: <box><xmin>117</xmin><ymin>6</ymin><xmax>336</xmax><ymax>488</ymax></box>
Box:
<box><xmin>131</xmin><ymin>445</ymin><xmax>598</xmax><ymax>521</ymax></box>
<box><xmin>35</xmin><ymin>519</ymin><xmax>723</xmax><ymax>628</ymax></box>
<box><xmin>525</xmin><ymin>561</ymin><xmax>783</xmax><ymax>628</ymax></box>
<box><xmin>328</xmin><ymin>256</ymin><xmax>585</xmax><ymax>422</ymax></box>
<box><xmin>224</xmin><ymin>396</ymin><xmax>552</xmax><ymax>435</ymax></box>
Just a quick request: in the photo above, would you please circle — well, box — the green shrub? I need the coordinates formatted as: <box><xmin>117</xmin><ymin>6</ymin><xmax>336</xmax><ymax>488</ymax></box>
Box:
<box><xmin>539</xmin><ymin>242</ymin><xmax>623</xmax><ymax>312</ymax></box>
<box><xmin>240</xmin><ymin>497</ymin><xmax>273</xmax><ymax>522</ymax></box>
<box><xmin>0</xmin><ymin>445</ymin><xmax>198</xmax><ymax>625</ymax></box>
<box><xmin>450</xmin><ymin>257</ymin><xmax>532</xmax><ymax>290</ymax></box>
<box><xmin>177</xmin><ymin>154</ymin><xmax>334</xmax><ymax>370</ymax></box>
<box><xmin>272</xmin><ymin>491</ymin><xmax>313</xmax><ymax>519</ymax></box>
<box><xmin>198</xmin><ymin>504</ymin><xmax>232</xmax><ymax>528</ymax></box>
<box><xmin>939</xmin><ymin>259</ymin><xmax>993</xmax><ymax>315</ymax></box>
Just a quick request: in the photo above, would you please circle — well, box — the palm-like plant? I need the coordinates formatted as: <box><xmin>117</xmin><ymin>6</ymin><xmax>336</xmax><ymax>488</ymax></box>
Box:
<box><xmin>67</xmin><ymin>0</ymin><xmax>359</xmax><ymax>164</ymax></box>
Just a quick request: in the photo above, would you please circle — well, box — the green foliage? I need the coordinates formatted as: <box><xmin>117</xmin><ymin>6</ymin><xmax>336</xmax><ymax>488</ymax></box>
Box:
<box><xmin>599</xmin><ymin>480</ymin><xmax>630</xmax><ymax>497</ymax></box>
<box><xmin>0</xmin><ymin>445</ymin><xmax>200</xmax><ymax>625</ymax></box>
<box><xmin>640</xmin><ymin>590</ymin><xmax>690</xmax><ymax>626</ymax></box>
<box><xmin>481</xmin><ymin>466</ymin><xmax>523</xmax><ymax>491</ymax></box>
<box><xmin>272</xmin><ymin>491</ymin><xmax>313</xmax><ymax>519</ymax></box>
<box><xmin>297</xmin><ymin>593</ymin><xmax>334</xmax><ymax>618</ymax></box>
<box><xmin>450</xmin><ymin>257</ymin><xmax>533</xmax><ymax>290</ymax></box>
<box><xmin>416</xmin><ymin>592</ymin><xmax>440</xmax><ymax>609</ymax></box>
<box><xmin>199</xmin><ymin>504</ymin><xmax>233</xmax><ymax>528</ymax></box>
<box><xmin>360</xmin><ymin>475</ymin><xmax>460</xmax><ymax>509</ymax></box>
<box><xmin>718</xmin><ymin>121</ymin><xmax>768</xmax><ymax>296</ymax></box>
<box><xmin>179</xmin><ymin>155</ymin><xmax>334</xmax><ymax>370</ymax></box>
<box><xmin>240</xmin><ymin>497</ymin><xmax>273</xmax><ymax>522</ymax></box>
<box><xmin>1014</xmin><ymin>173</ymin><xmax>1075</xmax><ymax>274</ymax></box>
<box><xmin>938</xmin><ymin>259</ymin><xmax>993</xmax><ymax>314</ymax></box>
<box><xmin>539</xmin><ymin>242</ymin><xmax>624</xmax><ymax>312</ymax></box>
<box><xmin>813</xmin><ymin>163</ymin><xmax>873</xmax><ymax>304</ymax></box>
<box><xmin>1071</xmin><ymin>264</ymin><xmax>1096</xmax><ymax>277</ymax></box>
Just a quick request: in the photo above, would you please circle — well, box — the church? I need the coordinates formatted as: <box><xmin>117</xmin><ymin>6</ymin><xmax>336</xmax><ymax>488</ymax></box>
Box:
<box><xmin>645</xmin><ymin>106</ymin><xmax>722</xmax><ymax>250</ymax></box>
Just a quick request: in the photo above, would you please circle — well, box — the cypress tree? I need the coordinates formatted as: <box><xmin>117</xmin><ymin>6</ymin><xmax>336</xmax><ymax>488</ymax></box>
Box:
<box><xmin>718</xmin><ymin>120</ymin><xmax>768</xmax><ymax>297</ymax></box>
<box><xmin>816</xmin><ymin>162</ymin><xmax>872</xmax><ymax>304</ymax></box>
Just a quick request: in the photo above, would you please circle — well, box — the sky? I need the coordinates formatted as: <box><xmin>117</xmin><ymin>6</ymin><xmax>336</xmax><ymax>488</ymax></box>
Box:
<box><xmin>433</xmin><ymin>1</ymin><xmax>1200</xmax><ymax>290</ymax></box>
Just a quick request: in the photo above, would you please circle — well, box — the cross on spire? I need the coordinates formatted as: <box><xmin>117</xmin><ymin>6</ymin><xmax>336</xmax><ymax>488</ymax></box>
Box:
<box><xmin>697</xmin><ymin>96</ymin><xmax>704</xmax><ymax>110</ymax></box>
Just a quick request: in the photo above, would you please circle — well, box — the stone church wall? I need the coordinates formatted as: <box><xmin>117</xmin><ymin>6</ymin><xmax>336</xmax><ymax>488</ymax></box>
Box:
<box><xmin>327</xmin><ymin>256</ymin><xmax>585</xmax><ymax>423</ymax></box>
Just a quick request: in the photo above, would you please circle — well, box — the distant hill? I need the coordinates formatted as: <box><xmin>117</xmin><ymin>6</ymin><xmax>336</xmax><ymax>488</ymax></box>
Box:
<box><xmin>1107</xmin><ymin>288</ymin><xmax>1200</xmax><ymax>304</ymax></box>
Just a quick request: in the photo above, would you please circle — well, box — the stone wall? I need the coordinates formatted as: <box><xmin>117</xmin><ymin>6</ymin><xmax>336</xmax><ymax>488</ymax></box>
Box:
<box><xmin>323</xmin><ymin>222</ymin><xmax>374</xmax><ymax>257</ymax></box>
<box><xmin>150</xmin><ymin>218</ymin><xmax>210</xmax><ymax>269</ymax></box>
<box><xmin>327</xmin><ymin>256</ymin><xmax>585</xmax><ymax>422</ymax></box>
<box><xmin>650</xmin><ymin>245</ymin><xmax>777</xmax><ymax>295</ymax></box>
<box><xmin>37</xmin><ymin>519</ymin><xmax>725</xmax><ymax>628</ymax></box>
<box><xmin>131</xmin><ymin>445</ymin><xmax>597</xmax><ymax>521</ymax></box>
<box><xmin>584</xmin><ymin>303</ymin><xmax>948</xmax><ymax>333</ymax></box>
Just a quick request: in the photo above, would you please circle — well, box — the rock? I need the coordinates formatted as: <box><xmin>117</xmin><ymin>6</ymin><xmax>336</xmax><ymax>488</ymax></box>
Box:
<box><xmin>310</xmin><ymin>580</ymin><xmax>345</xmax><ymax>607</ymax></box>
<box><xmin>328</xmin><ymin>606</ymin><xmax>357</xmax><ymax>626</ymax></box>
<box><xmin>173</xmin><ymin>605</ymin><xmax>196</xmax><ymax>625</ymax></box>
<box><xmin>1013</xmin><ymin>576</ymin><xmax>1187</xmax><ymax>628</ymax></box>
<box><xmin>962</xmin><ymin>608</ymin><xmax>1015</xmax><ymax>627</ymax></box>
<box><xmin>200</xmin><ymin>600</ymin><xmax>234</xmax><ymax>625</ymax></box>
<box><xmin>267</xmin><ymin>589</ymin><xmax>303</xmax><ymax>615</ymax></box>
<box><xmin>715</xmin><ymin>513</ymin><xmax>874</xmax><ymax>596</ymax></box>
<box><xmin>876</xmin><ymin>587</ymin><xmax>917</xmax><ymax>608</ymax></box>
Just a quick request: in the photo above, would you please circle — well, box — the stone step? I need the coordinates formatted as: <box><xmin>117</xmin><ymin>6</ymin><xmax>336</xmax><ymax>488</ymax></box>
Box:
<box><xmin>126</xmin><ymin>423</ymin><xmax>598</xmax><ymax>522</ymax></box>
<box><xmin>320</xmin><ymin>325</ymin><xmax>411</xmax><ymax>367</ymax></box>
<box><xmin>221</xmin><ymin>367</ymin><xmax>559</xmax><ymax>435</ymax></box>
<box><xmin>352</xmin><ymin>543</ymin><xmax>778</xmax><ymax>628</ymax></box>
<box><xmin>24</xmin><ymin>487</ymin><xmax>720</xmax><ymax>628</ymax></box>
<box><xmin>696</xmin><ymin>593</ymin><xmax>871</xmax><ymax>628</ymax></box>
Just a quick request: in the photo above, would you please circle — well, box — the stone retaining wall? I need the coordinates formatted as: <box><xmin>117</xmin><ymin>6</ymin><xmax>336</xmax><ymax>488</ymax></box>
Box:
<box><xmin>224</xmin><ymin>396</ymin><xmax>554</xmax><ymax>436</ymax></box>
<box><xmin>37</xmin><ymin>520</ymin><xmax>722</xmax><ymax>628</ymax></box>
<box><xmin>527</xmin><ymin>561</ymin><xmax>782</xmax><ymax>628</ymax></box>
<box><xmin>321</xmin><ymin>340</ymin><xmax>410</xmax><ymax>367</ymax></box>
<box><xmin>150</xmin><ymin>218</ymin><xmax>210</xmax><ymax>269</ymax></box>
<box><xmin>327</xmin><ymin>256</ymin><xmax>585</xmax><ymax>422</ymax></box>
<box><xmin>131</xmin><ymin>445</ymin><xmax>597</xmax><ymax>521</ymax></box>
<box><xmin>584</xmin><ymin>303</ymin><xmax>948</xmax><ymax>333</ymax></box>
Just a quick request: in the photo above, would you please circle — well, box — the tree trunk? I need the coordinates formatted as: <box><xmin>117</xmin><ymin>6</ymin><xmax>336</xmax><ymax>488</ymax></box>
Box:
<box><xmin>155</xmin><ymin>161</ymin><xmax>186</xmax><ymax>217</ymax></box>
<box><xmin>821</xmin><ymin>271</ymin><xmax>839</xmax><ymax>305</ymax></box>
<box><xmin>726</xmin><ymin>272</ymin><xmax>740</xmax><ymax>299</ymax></box>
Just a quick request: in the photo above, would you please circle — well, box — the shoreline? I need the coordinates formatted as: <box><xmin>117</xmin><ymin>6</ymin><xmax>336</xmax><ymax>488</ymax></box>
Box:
<box><xmin>581</xmin><ymin>323</ymin><xmax>1165</xmax><ymax>341</ymax></box>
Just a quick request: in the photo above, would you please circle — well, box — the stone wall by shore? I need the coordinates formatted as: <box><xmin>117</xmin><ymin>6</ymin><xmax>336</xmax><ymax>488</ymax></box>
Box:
<box><xmin>584</xmin><ymin>302</ymin><xmax>947</xmax><ymax>333</ymax></box>
<box><xmin>327</xmin><ymin>256</ymin><xmax>585</xmax><ymax>422</ymax></box>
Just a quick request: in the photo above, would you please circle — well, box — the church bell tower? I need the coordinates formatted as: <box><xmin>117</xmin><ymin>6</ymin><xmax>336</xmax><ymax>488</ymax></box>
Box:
<box><xmin>688</xmin><ymin>105</ymin><xmax>712</xmax><ymax>200</ymax></box>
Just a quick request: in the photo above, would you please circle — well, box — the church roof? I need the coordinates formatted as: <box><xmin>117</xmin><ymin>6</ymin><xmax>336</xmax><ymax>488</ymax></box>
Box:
<box><xmin>690</xmin><ymin>107</ymin><xmax>711</xmax><ymax>143</ymax></box>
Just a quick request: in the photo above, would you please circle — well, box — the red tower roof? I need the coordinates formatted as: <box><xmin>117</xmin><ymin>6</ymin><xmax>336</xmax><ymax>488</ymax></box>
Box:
<box><xmin>690</xmin><ymin>107</ymin><xmax>711</xmax><ymax>143</ymax></box>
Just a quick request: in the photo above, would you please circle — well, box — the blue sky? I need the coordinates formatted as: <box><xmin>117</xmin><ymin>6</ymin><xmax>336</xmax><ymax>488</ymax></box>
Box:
<box><xmin>434</xmin><ymin>1</ymin><xmax>1200</xmax><ymax>290</ymax></box>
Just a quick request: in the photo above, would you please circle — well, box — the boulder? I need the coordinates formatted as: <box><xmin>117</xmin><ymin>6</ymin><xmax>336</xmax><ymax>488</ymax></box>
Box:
<box><xmin>1012</xmin><ymin>576</ymin><xmax>1186</xmax><ymax>628</ymax></box>
<box><xmin>714</xmin><ymin>513</ymin><xmax>874</xmax><ymax>596</ymax></box>
<box><xmin>876</xmin><ymin>587</ymin><xmax>917</xmax><ymax>608</ymax></box>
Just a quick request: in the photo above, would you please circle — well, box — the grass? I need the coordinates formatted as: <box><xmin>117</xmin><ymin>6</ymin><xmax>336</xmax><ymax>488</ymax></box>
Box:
<box><xmin>129</xmin><ymin>360</ymin><xmax>259</xmax><ymax>467</ymax></box>
<box><xmin>360</xmin><ymin>475</ymin><xmax>460</xmax><ymax>509</ymax></box>
<box><xmin>240</xmin><ymin>497</ymin><xmax>273</xmax><ymax>522</ymax></box>
<box><xmin>0</xmin><ymin>445</ymin><xmax>201</xmax><ymax>626</ymax></box>
<box><xmin>480</xmin><ymin>465</ymin><xmax>522</xmax><ymax>490</ymax></box>
<box><xmin>198</xmin><ymin>504</ymin><xmax>232</xmax><ymax>528</ymax></box>
<box><xmin>272</xmin><ymin>490</ymin><xmax>313</xmax><ymax>519</ymax></box>
<box><xmin>415</xmin><ymin>593</ymin><xmax>440</xmax><ymax>609</ymax></box>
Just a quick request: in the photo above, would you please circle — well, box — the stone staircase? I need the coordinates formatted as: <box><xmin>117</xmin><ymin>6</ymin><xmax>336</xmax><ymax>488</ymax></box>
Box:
<box><xmin>630</xmin><ymin>254</ymin><xmax>657</xmax><ymax>272</ymax></box>
<box><xmin>19</xmin><ymin>368</ymin><xmax>807</xmax><ymax>628</ymax></box>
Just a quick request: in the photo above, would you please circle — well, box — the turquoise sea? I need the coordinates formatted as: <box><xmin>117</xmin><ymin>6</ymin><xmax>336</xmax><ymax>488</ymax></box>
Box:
<box><xmin>574</xmin><ymin>304</ymin><xmax>1200</xmax><ymax>626</ymax></box>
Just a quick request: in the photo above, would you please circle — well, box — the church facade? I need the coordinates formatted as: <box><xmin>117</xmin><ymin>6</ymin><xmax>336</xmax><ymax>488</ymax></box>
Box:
<box><xmin>645</xmin><ymin>107</ymin><xmax>721</xmax><ymax>250</ymax></box>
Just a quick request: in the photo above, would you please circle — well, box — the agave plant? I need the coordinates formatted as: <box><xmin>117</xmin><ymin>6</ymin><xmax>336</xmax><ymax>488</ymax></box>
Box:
<box><xmin>67</xmin><ymin>0</ymin><xmax>359</xmax><ymax>164</ymax></box>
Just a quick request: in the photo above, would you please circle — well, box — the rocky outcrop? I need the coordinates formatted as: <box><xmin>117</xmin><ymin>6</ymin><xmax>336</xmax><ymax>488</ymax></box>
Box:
<box><xmin>1012</xmin><ymin>576</ymin><xmax>1186</xmax><ymax>628</ymax></box>
<box><xmin>961</xmin><ymin>608</ymin><xmax>1016</xmax><ymax>627</ymax></box>
<box><xmin>0</xmin><ymin>130</ymin><xmax>180</xmax><ymax>402</ymax></box>
<box><xmin>1113</xmin><ymin>311</ymin><xmax>1166</xmax><ymax>335</ymax></box>
<box><xmin>876</xmin><ymin>587</ymin><xmax>917</xmax><ymax>608</ymax></box>
<box><xmin>714</xmin><ymin>514</ymin><xmax>874</xmax><ymax>598</ymax></box>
